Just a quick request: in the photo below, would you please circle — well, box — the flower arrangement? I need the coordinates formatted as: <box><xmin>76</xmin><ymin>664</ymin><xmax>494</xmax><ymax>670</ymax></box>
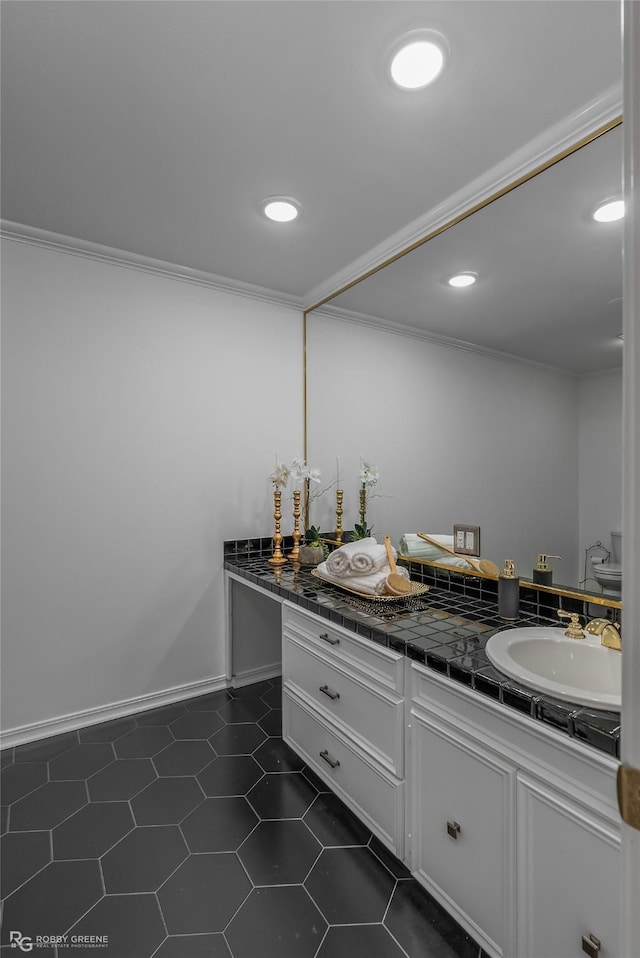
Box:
<box><xmin>289</xmin><ymin>457</ymin><xmax>323</xmax><ymax>540</ymax></box>
<box><xmin>269</xmin><ymin>462</ymin><xmax>290</xmax><ymax>489</ymax></box>
<box><xmin>353</xmin><ymin>457</ymin><xmax>379</xmax><ymax>540</ymax></box>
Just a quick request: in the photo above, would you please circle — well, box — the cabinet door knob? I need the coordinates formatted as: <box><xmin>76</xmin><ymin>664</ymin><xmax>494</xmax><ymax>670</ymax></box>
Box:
<box><xmin>446</xmin><ymin>820</ymin><xmax>461</xmax><ymax>839</ymax></box>
<box><xmin>319</xmin><ymin>749</ymin><xmax>340</xmax><ymax>769</ymax></box>
<box><xmin>319</xmin><ymin>632</ymin><xmax>340</xmax><ymax>646</ymax></box>
<box><xmin>319</xmin><ymin>684</ymin><xmax>340</xmax><ymax>701</ymax></box>
<box><xmin>581</xmin><ymin>934</ymin><xmax>601</xmax><ymax>958</ymax></box>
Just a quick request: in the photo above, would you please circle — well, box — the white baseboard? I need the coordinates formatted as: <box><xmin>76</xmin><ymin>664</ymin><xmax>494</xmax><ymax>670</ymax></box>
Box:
<box><xmin>0</xmin><ymin>674</ymin><xmax>230</xmax><ymax>749</ymax></box>
<box><xmin>231</xmin><ymin>664</ymin><xmax>282</xmax><ymax>690</ymax></box>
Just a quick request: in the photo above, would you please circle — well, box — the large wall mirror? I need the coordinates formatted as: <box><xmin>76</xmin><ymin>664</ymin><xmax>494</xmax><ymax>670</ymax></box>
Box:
<box><xmin>305</xmin><ymin>121</ymin><xmax>623</xmax><ymax>593</ymax></box>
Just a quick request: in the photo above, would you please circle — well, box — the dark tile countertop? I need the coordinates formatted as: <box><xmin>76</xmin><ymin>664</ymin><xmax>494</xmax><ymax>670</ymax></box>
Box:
<box><xmin>224</xmin><ymin>538</ymin><xmax>620</xmax><ymax>759</ymax></box>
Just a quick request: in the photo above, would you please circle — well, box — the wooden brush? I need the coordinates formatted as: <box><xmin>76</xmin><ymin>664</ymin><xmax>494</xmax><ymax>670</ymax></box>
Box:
<box><xmin>384</xmin><ymin>535</ymin><xmax>412</xmax><ymax>595</ymax></box>
<box><xmin>417</xmin><ymin>532</ymin><xmax>499</xmax><ymax>576</ymax></box>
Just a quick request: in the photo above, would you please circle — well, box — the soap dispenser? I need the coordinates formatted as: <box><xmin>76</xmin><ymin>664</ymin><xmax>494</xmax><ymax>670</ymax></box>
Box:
<box><xmin>498</xmin><ymin>560</ymin><xmax>519</xmax><ymax>620</ymax></box>
<box><xmin>532</xmin><ymin>554</ymin><xmax>561</xmax><ymax>586</ymax></box>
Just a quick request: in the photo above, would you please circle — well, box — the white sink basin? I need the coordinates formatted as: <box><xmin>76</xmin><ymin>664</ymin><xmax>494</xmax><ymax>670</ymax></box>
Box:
<box><xmin>485</xmin><ymin>627</ymin><xmax>621</xmax><ymax>711</ymax></box>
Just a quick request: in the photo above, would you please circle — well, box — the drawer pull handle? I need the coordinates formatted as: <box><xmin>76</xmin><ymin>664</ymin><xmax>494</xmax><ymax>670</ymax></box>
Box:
<box><xmin>319</xmin><ymin>749</ymin><xmax>340</xmax><ymax>769</ymax></box>
<box><xmin>582</xmin><ymin>935</ymin><xmax>601</xmax><ymax>958</ymax></box>
<box><xmin>319</xmin><ymin>632</ymin><xmax>339</xmax><ymax>646</ymax></box>
<box><xmin>319</xmin><ymin>684</ymin><xmax>340</xmax><ymax>701</ymax></box>
<box><xmin>446</xmin><ymin>820</ymin><xmax>461</xmax><ymax>840</ymax></box>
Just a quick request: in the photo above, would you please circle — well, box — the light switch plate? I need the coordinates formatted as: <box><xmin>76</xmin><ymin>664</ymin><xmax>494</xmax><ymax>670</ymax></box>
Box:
<box><xmin>453</xmin><ymin>524</ymin><xmax>481</xmax><ymax>557</ymax></box>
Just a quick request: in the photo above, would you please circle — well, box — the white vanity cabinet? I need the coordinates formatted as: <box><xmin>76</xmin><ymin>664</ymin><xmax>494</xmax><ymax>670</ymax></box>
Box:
<box><xmin>410</xmin><ymin>663</ymin><xmax>620</xmax><ymax>958</ymax></box>
<box><xmin>410</xmin><ymin>704</ymin><xmax>516</xmax><ymax>956</ymax></box>
<box><xmin>282</xmin><ymin>601</ymin><xmax>406</xmax><ymax>858</ymax></box>
<box><xmin>516</xmin><ymin>774</ymin><xmax>621</xmax><ymax>958</ymax></box>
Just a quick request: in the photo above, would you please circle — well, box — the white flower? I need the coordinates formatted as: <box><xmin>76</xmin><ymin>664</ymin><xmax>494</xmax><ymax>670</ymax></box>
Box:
<box><xmin>359</xmin><ymin>460</ymin><xmax>379</xmax><ymax>488</ymax></box>
<box><xmin>289</xmin><ymin>457</ymin><xmax>321</xmax><ymax>484</ymax></box>
<box><xmin>269</xmin><ymin>463</ymin><xmax>290</xmax><ymax>488</ymax></box>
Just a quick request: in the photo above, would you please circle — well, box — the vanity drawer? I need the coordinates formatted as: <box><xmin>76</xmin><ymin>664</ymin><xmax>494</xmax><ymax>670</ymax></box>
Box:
<box><xmin>282</xmin><ymin>601</ymin><xmax>404</xmax><ymax>695</ymax></box>
<box><xmin>283</xmin><ymin>632</ymin><xmax>404</xmax><ymax>776</ymax></box>
<box><xmin>283</xmin><ymin>689</ymin><xmax>405</xmax><ymax>858</ymax></box>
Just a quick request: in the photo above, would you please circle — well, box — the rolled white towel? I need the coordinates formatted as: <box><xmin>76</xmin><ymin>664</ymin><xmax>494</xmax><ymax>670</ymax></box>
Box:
<box><xmin>398</xmin><ymin>534</ymin><xmax>473</xmax><ymax>571</ymax></box>
<box><xmin>325</xmin><ymin>537</ymin><xmax>387</xmax><ymax>578</ymax></box>
<box><xmin>317</xmin><ymin>560</ymin><xmax>389</xmax><ymax>595</ymax></box>
<box><xmin>398</xmin><ymin>534</ymin><xmax>454</xmax><ymax>559</ymax></box>
<box><xmin>317</xmin><ymin>560</ymin><xmax>410</xmax><ymax>596</ymax></box>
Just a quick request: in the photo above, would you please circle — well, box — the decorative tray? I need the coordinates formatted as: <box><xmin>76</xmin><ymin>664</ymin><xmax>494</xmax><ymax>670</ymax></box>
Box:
<box><xmin>311</xmin><ymin>569</ymin><xmax>430</xmax><ymax>602</ymax></box>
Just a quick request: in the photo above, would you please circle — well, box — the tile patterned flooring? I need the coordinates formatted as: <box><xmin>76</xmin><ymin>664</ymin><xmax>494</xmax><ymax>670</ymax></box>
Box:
<box><xmin>1</xmin><ymin>679</ymin><xmax>483</xmax><ymax>958</ymax></box>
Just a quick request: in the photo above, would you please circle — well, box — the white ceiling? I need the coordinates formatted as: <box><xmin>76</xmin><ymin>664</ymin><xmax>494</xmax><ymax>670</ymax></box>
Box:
<box><xmin>1</xmin><ymin>1</ymin><xmax>623</xmax><ymax>368</ymax></box>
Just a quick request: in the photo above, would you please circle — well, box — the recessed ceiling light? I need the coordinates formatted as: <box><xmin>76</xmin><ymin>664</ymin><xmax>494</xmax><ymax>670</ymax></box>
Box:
<box><xmin>593</xmin><ymin>199</ymin><xmax>624</xmax><ymax>223</ymax></box>
<box><xmin>263</xmin><ymin>197</ymin><xmax>300</xmax><ymax>222</ymax></box>
<box><xmin>388</xmin><ymin>31</ymin><xmax>447</xmax><ymax>90</ymax></box>
<box><xmin>448</xmin><ymin>272</ymin><xmax>477</xmax><ymax>288</ymax></box>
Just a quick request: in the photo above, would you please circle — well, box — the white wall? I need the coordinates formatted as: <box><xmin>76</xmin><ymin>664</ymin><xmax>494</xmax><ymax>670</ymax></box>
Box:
<box><xmin>1</xmin><ymin>238</ymin><xmax>303</xmax><ymax>738</ymax></box>
<box><xmin>577</xmin><ymin>368</ymin><xmax>622</xmax><ymax>586</ymax></box>
<box><xmin>307</xmin><ymin>313</ymin><xmax>580</xmax><ymax>585</ymax></box>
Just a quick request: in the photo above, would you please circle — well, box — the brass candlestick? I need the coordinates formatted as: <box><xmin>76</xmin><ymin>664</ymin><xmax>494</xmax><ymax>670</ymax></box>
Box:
<box><xmin>289</xmin><ymin>489</ymin><xmax>301</xmax><ymax>560</ymax></box>
<box><xmin>359</xmin><ymin>486</ymin><xmax>367</xmax><ymax>530</ymax></box>
<box><xmin>335</xmin><ymin>489</ymin><xmax>344</xmax><ymax>545</ymax></box>
<box><xmin>268</xmin><ymin>489</ymin><xmax>287</xmax><ymax>565</ymax></box>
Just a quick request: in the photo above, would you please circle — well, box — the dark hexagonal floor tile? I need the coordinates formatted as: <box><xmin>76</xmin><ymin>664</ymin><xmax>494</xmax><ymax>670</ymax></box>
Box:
<box><xmin>153</xmin><ymin>933</ymin><xmax>231</xmax><ymax>957</ymax></box>
<box><xmin>1</xmin><ymin>747</ymin><xmax>15</xmax><ymax>767</ymax></box>
<box><xmin>238</xmin><ymin>819</ymin><xmax>321</xmax><ymax>885</ymax></box>
<box><xmin>49</xmin><ymin>743</ymin><xmax>115</xmax><ymax>780</ymax></box>
<box><xmin>303</xmin><ymin>792</ymin><xmax>371</xmax><ymax>847</ymax></box>
<box><xmin>13</xmin><ymin>730</ymin><xmax>79</xmax><ymax>764</ymax></box>
<box><xmin>114</xmin><ymin>726</ymin><xmax>173</xmax><ymax>758</ymax></box>
<box><xmin>88</xmin><ymin>758</ymin><xmax>157</xmax><ymax>801</ymax></box>
<box><xmin>131</xmin><ymin>776</ymin><xmax>203</xmax><ymax>825</ymax></box>
<box><xmin>230</xmin><ymin>680</ymin><xmax>273</xmax><ymax>700</ymax></box>
<box><xmin>157</xmin><ymin>853</ymin><xmax>251</xmax><ymax>934</ymax></box>
<box><xmin>101</xmin><ymin>825</ymin><xmax>188</xmax><ymax>892</ymax></box>
<box><xmin>1</xmin><ymin>859</ymin><xmax>102</xmax><ymax>940</ymax></box>
<box><xmin>209</xmin><ymin>723</ymin><xmax>266</xmax><ymax>755</ymax></box>
<box><xmin>226</xmin><ymin>886</ymin><xmax>327</xmax><ymax>958</ymax></box>
<box><xmin>9</xmin><ymin>780</ymin><xmax>87</xmax><ymax>831</ymax></box>
<box><xmin>260</xmin><ymin>685</ymin><xmax>282</xmax><ymax>710</ymax></box>
<box><xmin>247</xmin><ymin>771</ymin><xmax>318</xmax><ymax>819</ymax></box>
<box><xmin>79</xmin><ymin>716</ymin><xmax>138</xmax><ymax>743</ymax></box>
<box><xmin>316</xmin><ymin>924</ymin><xmax>408</xmax><ymax>958</ymax></box>
<box><xmin>197</xmin><ymin>755</ymin><xmax>263</xmax><ymax>797</ymax></box>
<box><xmin>384</xmin><ymin>878</ymin><xmax>479</xmax><ymax>958</ymax></box>
<box><xmin>181</xmin><ymin>797</ymin><xmax>258</xmax><ymax>852</ymax></box>
<box><xmin>52</xmin><ymin>801</ymin><xmax>133</xmax><ymax>859</ymax></box>
<box><xmin>216</xmin><ymin>697</ymin><xmax>270</xmax><ymax>724</ymax></box>
<box><xmin>185</xmin><ymin>690</ymin><xmax>232</xmax><ymax>712</ymax></box>
<box><xmin>135</xmin><ymin>703</ymin><xmax>187</xmax><ymax>726</ymax></box>
<box><xmin>1</xmin><ymin>831</ymin><xmax>51</xmax><ymax>898</ymax></box>
<box><xmin>253</xmin><ymin>737</ymin><xmax>306</xmax><ymax>772</ymax></box>
<box><xmin>305</xmin><ymin>846</ymin><xmax>395</xmax><ymax>924</ymax></box>
<box><xmin>68</xmin><ymin>893</ymin><xmax>166</xmax><ymax>958</ymax></box>
<box><xmin>169</xmin><ymin>711</ymin><xmax>224</xmax><ymax>740</ymax></box>
<box><xmin>1</xmin><ymin>762</ymin><xmax>47</xmax><ymax>804</ymax></box>
<box><xmin>153</xmin><ymin>740</ymin><xmax>215</xmax><ymax>776</ymax></box>
<box><xmin>258</xmin><ymin>709</ymin><xmax>282</xmax><ymax>737</ymax></box>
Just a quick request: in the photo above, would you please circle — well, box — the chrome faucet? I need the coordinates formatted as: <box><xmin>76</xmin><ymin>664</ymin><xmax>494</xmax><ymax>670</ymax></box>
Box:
<box><xmin>585</xmin><ymin>617</ymin><xmax>622</xmax><ymax>651</ymax></box>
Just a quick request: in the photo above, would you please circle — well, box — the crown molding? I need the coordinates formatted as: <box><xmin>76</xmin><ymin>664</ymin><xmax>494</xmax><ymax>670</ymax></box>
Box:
<box><xmin>310</xmin><ymin>304</ymin><xmax>576</xmax><ymax>377</ymax></box>
<box><xmin>304</xmin><ymin>85</ymin><xmax>623</xmax><ymax>312</ymax></box>
<box><xmin>0</xmin><ymin>220</ymin><xmax>304</xmax><ymax>312</ymax></box>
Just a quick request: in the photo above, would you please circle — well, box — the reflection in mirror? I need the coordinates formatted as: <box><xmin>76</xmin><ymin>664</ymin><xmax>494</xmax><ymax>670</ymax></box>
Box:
<box><xmin>306</xmin><ymin>123</ymin><xmax>622</xmax><ymax>593</ymax></box>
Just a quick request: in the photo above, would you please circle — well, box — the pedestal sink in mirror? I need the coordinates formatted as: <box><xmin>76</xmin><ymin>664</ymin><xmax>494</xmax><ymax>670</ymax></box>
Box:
<box><xmin>485</xmin><ymin>627</ymin><xmax>621</xmax><ymax>712</ymax></box>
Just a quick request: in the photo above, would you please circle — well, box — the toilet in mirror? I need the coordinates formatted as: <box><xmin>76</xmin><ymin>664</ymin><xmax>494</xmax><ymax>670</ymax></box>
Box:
<box><xmin>591</xmin><ymin>531</ymin><xmax>622</xmax><ymax>596</ymax></box>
